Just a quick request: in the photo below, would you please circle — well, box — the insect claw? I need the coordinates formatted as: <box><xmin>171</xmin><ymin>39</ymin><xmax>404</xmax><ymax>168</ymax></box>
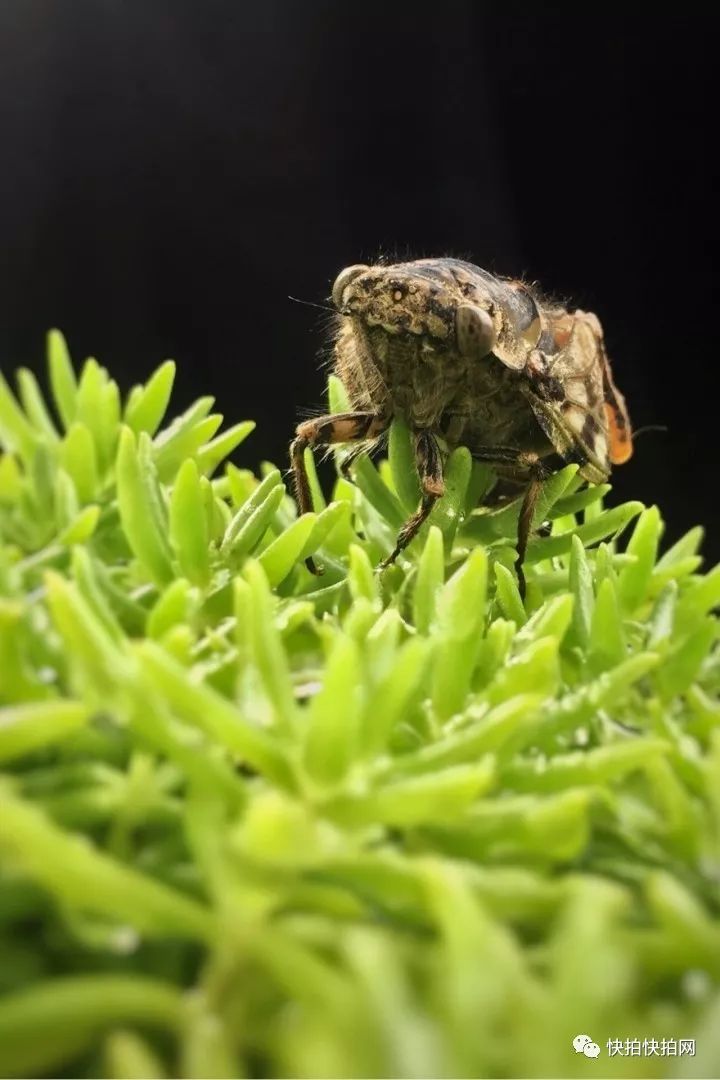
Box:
<box><xmin>377</xmin><ymin>547</ymin><xmax>405</xmax><ymax>571</ymax></box>
<box><xmin>515</xmin><ymin>561</ymin><xmax>527</xmax><ymax>601</ymax></box>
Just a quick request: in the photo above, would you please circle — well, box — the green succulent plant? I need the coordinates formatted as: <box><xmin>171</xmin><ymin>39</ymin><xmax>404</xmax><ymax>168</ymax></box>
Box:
<box><xmin>0</xmin><ymin>333</ymin><xmax>718</xmax><ymax>1079</ymax></box>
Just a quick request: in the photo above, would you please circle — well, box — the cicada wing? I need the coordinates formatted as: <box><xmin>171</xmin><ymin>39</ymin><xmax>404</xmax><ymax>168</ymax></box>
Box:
<box><xmin>577</xmin><ymin>309</ymin><xmax>633</xmax><ymax>465</ymax></box>
<box><xmin>599</xmin><ymin>352</ymin><xmax>633</xmax><ymax>465</ymax></box>
<box><xmin>523</xmin><ymin>392</ymin><xmax>610</xmax><ymax>484</ymax></box>
<box><xmin>520</xmin><ymin>312</ymin><xmax>614</xmax><ymax>484</ymax></box>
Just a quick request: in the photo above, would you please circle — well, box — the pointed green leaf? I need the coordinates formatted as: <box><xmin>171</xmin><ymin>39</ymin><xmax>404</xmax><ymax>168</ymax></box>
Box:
<box><xmin>223</xmin><ymin>485</ymin><xmax>284</xmax><ymax>563</ymax></box>
<box><xmin>116</xmin><ymin>427</ymin><xmax>174</xmax><ymax>585</ymax></box>
<box><xmin>147</xmin><ymin>579</ymin><xmax>194</xmax><ymax>640</ymax></box>
<box><xmin>324</xmin><ymin>761</ymin><xmax>495</xmax><ymax>827</ymax></box>
<box><xmin>436</xmin><ymin>546</ymin><xmax>488</xmax><ymax>642</ymax></box>
<box><xmin>327</xmin><ymin>374</ymin><xmax>351</xmax><ymax>413</ymax></box>
<box><xmin>516</xmin><ymin>593</ymin><xmax>574</xmax><ymax>648</ymax></box>
<box><xmin>351</xmin><ymin>454</ymin><xmax>406</xmax><ymax>529</ymax></box>
<box><xmin>169</xmin><ymin>459</ymin><xmax>211</xmax><ymax>585</ymax></box>
<box><xmin>428</xmin><ymin>446</ymin><xmax>472</xmax><ymax>549</ymax></box>
<box><xmin>648</xmin><ymin>581</ymin><xmax>678</xmax><ymax>648</ymax></box>
<box><xmin>0</xmin><ymin>976</ymin><xmax>182</xmax><ymax>1079</ymax></box>
<box><xmin>412</xmin><ymin>525</ymin><xmax>444</xmax><ymax>633</ymax></box>
<box><xmin>303</xmin><ymin>634</ymin><xmax>364</xmax><ymax>786</ymax></box>
<box><xmin>242</xmin><ymin>560</ymin><xmax>297</xmax><ymax>731</ymax></box>
<box><xmin>503</xmin><ymin>737</ymin><xmax>670</xmax><ymax>792</ymax></box>
<box><xmin>0</xmin><ymin>701</ymin><xmax>90</xmax><ymax>762</ymax></box>
<box><xmin>362</xmin><ymin>637</ymin><xmax>432</xmax><ymax>756</ymax></box>
<box><xmin>124</xmin><ymin>360</ymin><xmax>176</xmax><ymax>436</ymax></box>
<box><xmin>137</xmin><ymin>639</ymin><xmax>293</xmax><ymax>789</ymax></box>
<box><xmin>16</xmin><ymin>368</ymin><xmax>59</xmax><ymax>441</ymax></box>
<box><xmin>656</xmin><ymin>619</ymin><xmax>718</xmax><ymax>701</ymax></box>
<box><xmin>0</xmin><ymin>370</ymin><xmax>37</xmax><ymax>460</ymax></box>
<box><xmin>347</xmin><ymin>543</ymin><xmax>380</xmax><ymax>606</ymax></box>
<box><xmin>60</xmin><ymin>422</ymin><xmax>100</xmax><ymax>504</ymax></box>
<box><xmin>259</xmin><ymin>512</ymin><xmax>317</xmax><ymax>586</ymax></box>
<box><xmin>196</xmin><ymin>420</ymin><xmax>256</xmax><ymax>477</ymax></box>
<box><xmin>58</xmin><ymin>505</ymin><xmax>100</xmax><ymax>547</ymax></box>
<box><xmin>588</xmin><ymin>576</ymin><xmax>625</xmax><ymax>673</ymax></box>
<box><xmin>221</xmin><ymin>468</ymin><xmax>282</xmax><ymax>553</ymax></box>
<box><xmin>47</xmin><ymin>329</ymin><xmax>78</xmax><ymax>430</ymax></box>
<box><xmin>494</xmin><ymin>561</ymin><xmax>526</xmax><ymax>625</ymax></box>
<box><xmin>568</xmin><ymin>533</ymin><xmax>593</xmax><ymax>648</ymax></box>
<box><xmin>527</xmin><ymin>501</ymin><xmax>644</xmax><ymax>562</ymax></box>
<box><xmin>388</xmin><ymin>417</ymin><xmax>421</xmax><ymax>514</ymax></box>
<box><xmin>0</xmin><ymin>793</ymin><xmax>212</xmax><ymax>940</ymax></box>
<box><xmin>617</xmin><ymin>505</ymin><xmax>662</xmax><ymax>611</ymax></box>
<box><xmin>549</xmin><ymin>483</ymin><xmax>611</xmax><ymax>519</ymax></box>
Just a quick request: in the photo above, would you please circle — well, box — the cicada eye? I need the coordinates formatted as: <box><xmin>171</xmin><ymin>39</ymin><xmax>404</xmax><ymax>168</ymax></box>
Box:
<box><xmin>332</xmin><ymin>264</ymin><xmax>370</xmax><ymax>309</ymax></box>
<box><xmin>455</xmin><ymin>303</ymin><xmax>496</xmax><ymax>359</ymax></box>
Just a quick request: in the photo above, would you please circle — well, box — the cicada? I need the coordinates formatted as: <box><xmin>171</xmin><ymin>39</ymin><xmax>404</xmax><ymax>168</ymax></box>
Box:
<box><xmin>290</xmin><ymin>258</ymin><xmax>632</xmax><ymax>595</ymax></box>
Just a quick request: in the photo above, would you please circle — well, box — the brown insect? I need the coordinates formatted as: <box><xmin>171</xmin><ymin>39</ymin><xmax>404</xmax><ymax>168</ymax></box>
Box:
<box><xmin>290</xmin><ymin>258</ymin><xmax>632</xmax><ymax>596</ymax></box>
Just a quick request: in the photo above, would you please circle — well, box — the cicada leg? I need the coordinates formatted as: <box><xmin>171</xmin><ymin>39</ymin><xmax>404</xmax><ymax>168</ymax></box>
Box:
<box><xmin>379</xmin><ymin>431</ymin><xmax>445</xmax><ymax>569</ymax></box>
<box><xmin>468</xmin><ymin>446</ymin><xmax>547</xmax><ymax>599</ymax></box>
<box><xmin>290</xmin><ymin>411</ymin><xmax>387</xmax><ymax>574</ymax></box>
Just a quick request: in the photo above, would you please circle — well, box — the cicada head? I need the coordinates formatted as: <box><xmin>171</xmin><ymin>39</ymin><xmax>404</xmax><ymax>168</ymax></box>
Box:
<box><xmin>331</xmin><ymin>258</ymin><xmax>542</xmax><ymax>372</ymax></box>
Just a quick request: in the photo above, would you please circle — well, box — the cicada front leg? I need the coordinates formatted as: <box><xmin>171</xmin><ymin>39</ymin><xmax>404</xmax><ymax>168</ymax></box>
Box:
<box><xmin>290</xmin><ymin>411</ymin><xmax>387</xmax><ymax>574</ymax></box>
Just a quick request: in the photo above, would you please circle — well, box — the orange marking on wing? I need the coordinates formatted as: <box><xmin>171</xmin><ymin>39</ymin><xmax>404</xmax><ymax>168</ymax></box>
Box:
<box><xmin>605</xmin><ymin>402</ymin><xmax>633</xmax><ymax>464</ymax></box>
<box><xmin>553</xmin><ymin>315</ymin><xmax>574</xmax><ymax>349</ymax></box>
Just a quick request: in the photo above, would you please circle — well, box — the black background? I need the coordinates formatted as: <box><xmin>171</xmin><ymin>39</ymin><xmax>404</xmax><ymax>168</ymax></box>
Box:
<box><xmin>1</xmin><ymin>4</ymin><xmax>718</xmax><ymax>560</ymax></box>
